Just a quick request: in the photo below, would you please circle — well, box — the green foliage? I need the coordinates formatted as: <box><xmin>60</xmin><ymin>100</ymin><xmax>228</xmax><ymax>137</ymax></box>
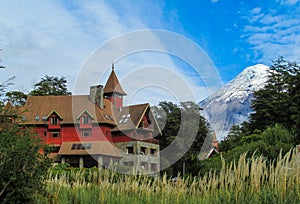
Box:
<box><xmin>30</xmin><ymin>75</ymin><xmax>71</xmax><ymax>96</ymax></box>
<box><xmin>211</xmin><ymin>124</ymin><xmax>294</xmax><ymax>173</ymax></box>
<box><xmin>5</xmin><ymin>91</ymin><xmax>27</xmax><ymax>106</ymax></box>
<box><xmin>0</xmin><ymin>123</ymin><xmax>52</xmax><ymax>203</ymax></box>
<box><xmin>248</xmin><ymin>57</ymin><xmax>300</xmax><ymax>141</ymax></box>
<box><xmin>0</xmin><ymin>81</ymin><xmax>52</xmax><ymax>203</ymax></box>
<box><xmin>205</xmin><ymin>57</ymin><xmax>300</xmax><ymax>175</ymax></box>
<box><xmin>219</xmin><ymin>125</ymin><xmax>244</xmax><ymax>152</ymax></box>
<box><xmin>153</xmin><ymin>101</ymin><xmax>208</xmax><ymax>177</ymax></box>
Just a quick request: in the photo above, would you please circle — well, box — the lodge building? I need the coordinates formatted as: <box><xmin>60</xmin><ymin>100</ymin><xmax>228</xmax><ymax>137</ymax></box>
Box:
<box><xmin>15</xmin><ymin>65</ymin><xmax>161</xmax><ymax>174</ymax></box>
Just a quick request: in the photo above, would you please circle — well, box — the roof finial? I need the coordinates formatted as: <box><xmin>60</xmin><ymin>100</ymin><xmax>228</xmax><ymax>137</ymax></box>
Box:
<box><xmin>112</xmin><ymin>62</ymin><xmax>114</xmax><ymax>70</ymax></box>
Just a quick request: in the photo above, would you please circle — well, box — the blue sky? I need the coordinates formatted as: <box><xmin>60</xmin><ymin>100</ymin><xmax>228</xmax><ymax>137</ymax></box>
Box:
<box><xmin>0</xmin><ymin>0</ymin><xmax>300</xmax><ymax>104</ymax></box>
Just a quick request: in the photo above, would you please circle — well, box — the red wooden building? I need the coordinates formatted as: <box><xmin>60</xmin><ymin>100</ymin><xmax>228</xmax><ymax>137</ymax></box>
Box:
<box><xmin>17</xmin><ymin>66</ymin><xmax>160</xmax><ymax>174</ymax></box>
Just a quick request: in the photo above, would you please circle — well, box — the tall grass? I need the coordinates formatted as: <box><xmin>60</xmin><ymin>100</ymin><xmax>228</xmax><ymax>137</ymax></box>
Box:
<box><xmin>36</xmin><ymin>149</ymin><xmax>300</xmax><ymax>203</ymax></box>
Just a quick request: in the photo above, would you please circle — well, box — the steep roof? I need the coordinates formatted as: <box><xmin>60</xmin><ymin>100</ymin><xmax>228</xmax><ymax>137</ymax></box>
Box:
<box><xmin>112</xmin><ymin>103</ymin><xmax>161</xmax><ymax>135</ymax></box>
<box><xmin>112</xmin><ymin>103</ymin><xmax>149</xmax><ymax>131</ymax></box>
<box><xmin>103</xmin><ymin>67</ymin><xmax>127</xmax><ymax>95</ymax></box>
<box><xmin>19</xmin><ymin>95</ymin><xmax>116</xmax><ymax>125</ymax></box>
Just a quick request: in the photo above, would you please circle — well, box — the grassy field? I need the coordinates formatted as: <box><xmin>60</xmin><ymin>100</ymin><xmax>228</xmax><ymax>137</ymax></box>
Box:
<box><xmin>36</xmin><ymin>149</ymin><xmax>300</xmax><ymax>203</ymax></box>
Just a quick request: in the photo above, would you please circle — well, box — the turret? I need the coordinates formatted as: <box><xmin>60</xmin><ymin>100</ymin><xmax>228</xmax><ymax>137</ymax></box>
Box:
<box><xmin>103</xmin><ymin>64</ymin><xmax>127</xmax><ymax>108</ymax></box>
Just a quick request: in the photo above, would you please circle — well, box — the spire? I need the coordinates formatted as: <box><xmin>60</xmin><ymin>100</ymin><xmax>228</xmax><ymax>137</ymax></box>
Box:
<box><xmin>103</xmin><ymin>64</ymin><xmax>127</xmax><ymax>95</ymax></box>
<box><xmin>112</xmin><ymin>62</ymin><xmax>114</xmax><ymax>70</ymax></box>
<box><xmin>212</xmin><ymin>131</ymin><xmax>218</xmax><ymax>150</ymax></box>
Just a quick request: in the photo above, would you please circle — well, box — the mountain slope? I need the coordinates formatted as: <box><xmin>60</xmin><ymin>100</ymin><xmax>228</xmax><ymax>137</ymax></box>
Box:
<box><xmin>199</xmin><ymin>64</ymin><xmax>270</xmax><ymax>140</ymax></box>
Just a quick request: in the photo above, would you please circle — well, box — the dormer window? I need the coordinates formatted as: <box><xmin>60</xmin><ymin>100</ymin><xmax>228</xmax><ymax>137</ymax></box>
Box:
<box><xmin>76</xmin><ymin>110</ymin><xmax>94</xmax><ymax>129</ymax></box>
<box><xmin>50</xmin><ymin>117</ymin><xmax>58</xmax><ymax>125</ymax></box>
<box><xmin>46</xmin><ymin>110</ymin><xmax>63</xmax><ymax>130</ymax></box>
<box><xmin>81</xmin><ymin>116</ymin><xmax>89</xmax><ymax>124</ymax></box>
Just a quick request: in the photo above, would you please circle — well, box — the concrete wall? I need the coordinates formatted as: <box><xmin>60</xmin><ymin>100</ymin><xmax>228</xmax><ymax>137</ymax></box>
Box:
<box><xmin>114</xmin><ymin>141</ymin><xmax>160</xmax><ymax>175</ymax></box>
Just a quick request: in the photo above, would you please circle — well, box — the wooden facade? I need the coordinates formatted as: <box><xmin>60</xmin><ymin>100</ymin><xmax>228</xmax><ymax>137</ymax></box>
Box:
<box><xmin>13</xmin><ymin>66</ymin><xmax>160</xmax><ymax>174</ymax></box>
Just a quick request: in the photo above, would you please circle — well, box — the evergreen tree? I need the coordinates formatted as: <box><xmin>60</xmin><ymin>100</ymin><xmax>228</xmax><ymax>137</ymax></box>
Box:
<box><xmin>219</xmin><ymin>125</ymin><xmax>244</xmax><ymax>153</ymax></box>
<box><xmin>30</xmin><ymin>75</ymin><xmax>71</xmax><ymax>96</ymax></box>
<box><xmin>248</xmin><ymin>57</ymin><xmax>300</xmax><ymax>138</ymax></box>
<box><xmin>5</xmin><ymin>91</ymin><xmax>27</xmax><ymax>106</ymax></box>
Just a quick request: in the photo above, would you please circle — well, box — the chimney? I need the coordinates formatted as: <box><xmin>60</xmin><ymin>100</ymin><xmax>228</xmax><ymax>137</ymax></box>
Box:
<box><xmin>89</xmin><ymin>85</ymin><xmax>104</xmax><ymax>108</ymax></box>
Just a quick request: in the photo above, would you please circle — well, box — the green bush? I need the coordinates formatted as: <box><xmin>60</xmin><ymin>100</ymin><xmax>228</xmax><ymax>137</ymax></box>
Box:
<box><xmin>0</xmin><ymin>123</ymin><xmax>52</xmax><ymax>203</ymax></box>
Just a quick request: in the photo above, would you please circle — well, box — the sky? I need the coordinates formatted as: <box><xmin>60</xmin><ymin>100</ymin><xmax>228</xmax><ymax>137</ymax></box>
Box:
<box><xmin>0</xmin><ymin>0</ymin><xmax>300</xmax><ymax>105</ymax></box>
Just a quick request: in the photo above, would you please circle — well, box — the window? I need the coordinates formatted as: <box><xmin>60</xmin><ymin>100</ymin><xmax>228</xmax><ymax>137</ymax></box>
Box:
<box><xmin>104</xmin><ymin>114</ymin><xmax>110</xmax><ymax>120</ymax></box>
<box><xmin>150</xmin><ymin>148</ymin><xmax>157</xmax><ymax>156</ymax></box>
<box><xmin>126</xmin><ymin>146</ymin><xmax>134</xmax><ymax>154</ymax></box>
<box><xmin>82</xmin><ymin>130</ymin><xmax>91</xmax><ymax>137</ymax></box>
<box><xmin>82</xmin><ymin>116</ymin><xmax>89</xmax><ymax>124</ymax></box>
<box><xmin>124</xmin><ymin>161</ymin><xmax>134</xmax><ymax>167</ymax></box>
<box><xmin>140</xmin><ymin>147</ymin><xmax>147</xmax><ymax>155</ymax></box>
<box><xmin>71</xmin><ymin>143</ymin><xmax>92</xmax><ymax>150</ymax></box>
<box><xmin>119</xmin><ymin>114</ymin><xmax>131</xmax><ymax>124</ymax></box>
<box><xmin>50</xmin><ymin>132</ymin><xmax>60</xmax><ymax>138</ymax></box>
<box><xmin>83</xmin><ymin>143</ymin><xmax>92</xmax><ymax>150</ymax></box>
<box><xmin>50</xmin><ymin>117</ymin><xmax>58</xmax><ymax>125</ymax></box>
<box><xmin>151</xmin><ymin>163</ymin><xmax>157</xmax><ymax>172</ymax></box>
<box><xmin>43</xmin><ymin>131</ymin><xmax>47</xmax><ymax>137</ymax></box>
<box><xmin>141</xmin><ymin>162</ymin><xmax>148</xmax><ymax>171</ymax></box>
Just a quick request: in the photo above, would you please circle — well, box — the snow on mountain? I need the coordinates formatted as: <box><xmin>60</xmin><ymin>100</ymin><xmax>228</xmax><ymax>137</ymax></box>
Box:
<box><xmin>199</xmin><ymin>64</ymin><xmax>270</xmax><ymax>140</ymax></box>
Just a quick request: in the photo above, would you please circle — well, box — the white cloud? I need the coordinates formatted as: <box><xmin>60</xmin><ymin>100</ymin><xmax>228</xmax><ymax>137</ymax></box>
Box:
<box><xmin>0</xmin><ymin>0</ymin><xmax>216</xmax><ymax>105</ymax></box>
<box><xmin>276</xmin><ymin>0</ymin><xmax>300</xmax><ymax>5</ymax></box>
<box><xmin>243</xmin><ymin>3</ymin><xmax>300</xmax><ymax>63</ymax></box>
<box><xmin>251</xmin><ymin>7</ymin><xmax>262</xmax><ymax>15</ymax></box>
<box><xmin>0</xmin><ymin>1</ymin><xmax>154</xmax><ymax>92</ymax></box>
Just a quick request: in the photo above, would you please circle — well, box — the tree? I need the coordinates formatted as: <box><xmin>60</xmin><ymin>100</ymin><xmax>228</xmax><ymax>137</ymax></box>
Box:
<box><xmin>30</xmin><ymin>75</ymin><xmax>71</xmax><ymax>96</ymax></box>
<box><xmin>200</xmin><ymin>124</ymin><xmax>294</xmax><ymax>176</ymax></box>
<box><xmin>200</xmin><ymin>57</ymin><xmax>300</xmax><ymax>175</ymax></box>
<box><xmin>218</xmin><ymin>125</ymin><xmax>244</xmax><ymax>153</ymax></box>
<box><xmin>153</xmin><ymin>101</ymin><xmax>209</xmax><ymax>176</ymax></box>
<box><xmin>0</xmin><ymin>80</ymin><xmax>52</xmax><ymax>203</ymax></box>
<box><xmin>0</xmin><ymin>124</ymin><xmax>52</xmax><ymax>203</ymax></box>
<box><xmin>0</xmin><ymin>77</ymin><xmax>15</xmax><ymax>108</ymax></box>
<box><xmin>248</xmin><ymin>57</ymin><xmax>300</xmax><ymax>141</ymax></box>
<box><xmin>5</xmin><ymin>91</ymin><xmax>27</xmax><ymax>106</ymax></box>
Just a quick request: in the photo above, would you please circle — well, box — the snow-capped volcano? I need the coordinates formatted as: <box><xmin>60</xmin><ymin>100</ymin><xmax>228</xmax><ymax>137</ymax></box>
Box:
<box><xmin>199</xmin><ymin>64</ymin><xmax>270</xmax><ymax>140</ymax></box>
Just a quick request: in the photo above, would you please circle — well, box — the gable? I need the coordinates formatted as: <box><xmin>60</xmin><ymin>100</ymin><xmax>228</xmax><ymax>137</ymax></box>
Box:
<box><xmin>46</xmin><ymin>110</ymin><xmax>63</xmax><ymax>120</ymax></box>
<box><xmin>76</xmin><ymin>109</ymin><xmax>95</xmax><ymax>120</ymax></box>
<box><xmin>112</xmin><ymin>103</ymin><xmax>161</xmax><ymax>135</ymax></box>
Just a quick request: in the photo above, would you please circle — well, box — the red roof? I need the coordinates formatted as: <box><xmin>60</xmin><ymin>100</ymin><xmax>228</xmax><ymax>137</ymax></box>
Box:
<box><xmin>103</xmin><ymin>69</ymin><xmax>127</xmax><ymax>95</ymax></box>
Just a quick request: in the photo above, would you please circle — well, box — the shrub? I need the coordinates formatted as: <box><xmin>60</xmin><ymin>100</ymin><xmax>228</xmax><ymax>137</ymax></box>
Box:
<box><xmin>0</xmin><ymin>123</ymin><xmax>52</xmax><ymax>203</ymax></box>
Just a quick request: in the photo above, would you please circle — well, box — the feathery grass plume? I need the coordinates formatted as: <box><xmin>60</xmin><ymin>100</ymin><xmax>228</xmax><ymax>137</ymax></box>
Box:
<box><xmin>37</xmin><ymin>148</ymin><xmax>300</xmax><ymax>203</ymax></box>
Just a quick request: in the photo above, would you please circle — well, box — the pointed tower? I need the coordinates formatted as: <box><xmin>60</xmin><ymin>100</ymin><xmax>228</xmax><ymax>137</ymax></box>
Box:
<box><xmin>103</xmin><ymin>64</ymin><xmax>127</xmax><ymax>108</ymax></box>
<box><xmin>212</xmin><ymin>131</ymin><xmax>218</xmax><ymax>150</ymax></box>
